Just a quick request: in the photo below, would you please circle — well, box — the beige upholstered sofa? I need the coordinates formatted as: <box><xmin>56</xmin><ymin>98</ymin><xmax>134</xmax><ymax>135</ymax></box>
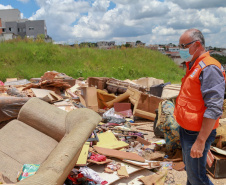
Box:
<box><xmin>0</xmin><ymin>97</ymin><xmax>101</xmax><ymax>185</ymax></box>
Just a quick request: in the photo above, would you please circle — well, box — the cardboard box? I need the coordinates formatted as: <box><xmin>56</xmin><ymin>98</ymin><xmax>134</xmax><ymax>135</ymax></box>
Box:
<box><xmin>87</xmin><ymin>77</ymin><xmax>109</xmax><ymax>90</ymax></box>
<box><xmin>161</xmin><ymin>84</ymin><xmax>181</xmax><ymax>99</ymax></box>
<box><xmin>133</xmin><ymin>94</ymin><xmax>163</xmax><ymax>121</ymax></box>
<box><xmin>114</xmin><ymin>103</ymin><xmax>131</xmax><ymax>112</ymax></box>
<box><xmin>136</xmin><ymin>77</ymin><xmax>164</xmax><ymax>90</ymax></box>
<box><xmin>114</xmin><ymin>103</ymin><xmax>132</xmax><ymax>117</ymax></box>
<box><xmin>206</xmin><ymin>153</ymin><xmax>226</xmax><ymax>178</ymax></box>
<box><xmin>80</xmin><ymin>87</ymin><xmax>98</xmax><ymax>112</ymax></box>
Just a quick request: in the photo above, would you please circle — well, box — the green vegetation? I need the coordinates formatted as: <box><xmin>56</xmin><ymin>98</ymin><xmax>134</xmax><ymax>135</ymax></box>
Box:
<box><xmin>0</xmin><ymin>40</ymin><xmax>185</xmax><ymax>83</ymax></box>
<box><xmin>211</xmin><ymin>54</ymin><xmax>226</xmax><ymax>64</ymax></box>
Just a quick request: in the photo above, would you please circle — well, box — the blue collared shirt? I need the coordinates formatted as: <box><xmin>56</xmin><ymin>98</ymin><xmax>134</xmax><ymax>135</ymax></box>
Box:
<box><xmin>189</xmin><ymin>62</ymin><xmax>225</xmax><ymax>120</ymax></box>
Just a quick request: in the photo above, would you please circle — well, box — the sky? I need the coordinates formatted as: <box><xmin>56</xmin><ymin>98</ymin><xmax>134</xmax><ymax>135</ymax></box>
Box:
<box><xmin>0</xmin><ymin>0</ymin><xmax>226</xmax><ymax>47</ymax></box>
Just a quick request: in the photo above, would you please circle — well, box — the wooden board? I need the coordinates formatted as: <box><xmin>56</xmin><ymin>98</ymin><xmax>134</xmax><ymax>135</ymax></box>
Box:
<box><xmin>94</xmin><ymin>146</ymin><xmax>145</xmax><ymax>162</ymax></box>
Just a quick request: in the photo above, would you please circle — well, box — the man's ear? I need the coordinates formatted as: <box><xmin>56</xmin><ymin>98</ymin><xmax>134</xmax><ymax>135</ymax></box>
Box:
<box><xmin>195</xmin><ymin>40</ymin><xmax>202</xmax><ymax>48</ymax></box>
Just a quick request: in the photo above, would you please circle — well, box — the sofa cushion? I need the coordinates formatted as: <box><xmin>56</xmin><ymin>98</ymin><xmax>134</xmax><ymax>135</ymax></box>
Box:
<box><xmin>0</xmin><ymin>151</ymin><xmax>22</xmax><ymax>183</ymax></box>
<box><xmin>0</xmin><ymin>120</ymin><xmax>58</xmax><ymax>165</ymax></box>
<box><xmin>18</xmin><ymin>97</ymin><xmax>67</xmax><ymax>142</ymax></box>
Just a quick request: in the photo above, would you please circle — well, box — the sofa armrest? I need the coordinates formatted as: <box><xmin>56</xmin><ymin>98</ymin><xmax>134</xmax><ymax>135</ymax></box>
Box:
<box><xmin>16</xmin><ymin>108</ymin><xmax>101</xmax><ymax>185</ymax></box>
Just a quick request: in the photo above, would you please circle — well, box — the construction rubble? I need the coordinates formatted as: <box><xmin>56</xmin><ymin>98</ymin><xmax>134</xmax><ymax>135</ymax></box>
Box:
<box><xmin>0</xmin><ymin>71</ymin><xmax>226</xmax><ymax>185</ymax></box>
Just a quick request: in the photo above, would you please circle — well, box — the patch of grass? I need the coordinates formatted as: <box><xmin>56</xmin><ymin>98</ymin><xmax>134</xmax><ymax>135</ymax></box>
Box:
<box><xmin>0</xmin><ymin>40</ymin><xmax>185</xmax><ymax>83</ymax></box>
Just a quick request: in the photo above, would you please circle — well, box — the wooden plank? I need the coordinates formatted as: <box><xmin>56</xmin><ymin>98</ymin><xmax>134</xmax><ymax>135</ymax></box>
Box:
<box><xmin>93</xmin><ymin>146</ymin><xmax>145</xmax><ymax>162</ymax></box>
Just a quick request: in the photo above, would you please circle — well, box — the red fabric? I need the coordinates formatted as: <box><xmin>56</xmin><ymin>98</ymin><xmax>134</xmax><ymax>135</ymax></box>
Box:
<box><xmin>90</xmin><ymin>153</ymin><xmax>107</xmax><ymax>162</ymax></box>
<box><xmin>101</xmin><ymin>181</ymin><xmax>108</xmax><ymax>185</ymax></box>
<box><xmin>67</xmin><ymin>173</ymin><xmax>95</xmax><ymax>184</ymax></box>
<box><xmin>174</xmin><ymin>52</ymin><xmax>225</xmax><ymax>131</ymax></box>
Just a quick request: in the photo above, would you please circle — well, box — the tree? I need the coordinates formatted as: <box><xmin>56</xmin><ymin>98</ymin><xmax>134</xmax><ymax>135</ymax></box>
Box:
<box><xmin>136</xmin><ymin>40</ymin><xmax>142</xmax><ymax>45</ymax></box>
<box><xmin>211</xmin><ymin>54</ymin><xmax>226</xmax><ymax>64</ymax></box>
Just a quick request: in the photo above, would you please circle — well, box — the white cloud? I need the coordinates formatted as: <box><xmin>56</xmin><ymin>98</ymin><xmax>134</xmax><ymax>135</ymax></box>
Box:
<box><xmin>17</xmin><ymin>0</ymin><xmax>30</xmax><ymax>3</ymax></box>
<box><xmin>168</xmin><ymin>0</ymin><xmax>226</xmax><ymax>9</ymax></box>
<box><xmin>0</xmin><ymin>4</ymin><xmax>13</xmax><ymax>9</ymax></box>
<box><xmin>29</xmin><ymin>0</ymin><xmax>91</xmax><ymax>41</ymax></box>
<box><xmin>152</xmin><ymin>26</ymin><xmax>178</xmax><ymax>36</ymax></box>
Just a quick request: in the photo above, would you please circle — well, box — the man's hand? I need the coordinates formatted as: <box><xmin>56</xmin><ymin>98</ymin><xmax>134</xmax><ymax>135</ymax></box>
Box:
<box><xmin>190</xmin><ymin>118</ymin><xmax>216</xmax><ymax>158</ymax></box>
<box><xmin>190</xmin><ymin>139</ymin><xmax>205</xmax><ymax>158</ymax></box>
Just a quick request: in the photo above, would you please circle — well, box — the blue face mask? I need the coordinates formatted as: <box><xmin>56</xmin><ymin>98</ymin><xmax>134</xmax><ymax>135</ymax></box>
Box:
<box><xmin>179</xmin><ymin>48</ymin><xmax>193</xmax><ymax>61</ymax></box>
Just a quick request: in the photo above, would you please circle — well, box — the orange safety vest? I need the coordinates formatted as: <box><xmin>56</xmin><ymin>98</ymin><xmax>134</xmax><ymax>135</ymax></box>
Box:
<box><xmin>174</xmin><ymin>52</ymin><xmax>225</xmax><ymax>131</ymax></box>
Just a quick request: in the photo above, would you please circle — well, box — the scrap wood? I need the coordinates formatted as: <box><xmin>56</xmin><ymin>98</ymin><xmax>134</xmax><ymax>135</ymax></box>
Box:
<box><xmin>172</xmin><ymin>161</ymin><xmax>185</xmax><ymax>171</ymax></box>
<box><xmin>136</xmin><ymin>125</ymin><xmax>154</xmax><ymax>132</ymax></box>
<box><xmin>22</xmin><ymin>80</ymin><xmax>71</xmax><ymax>91</ymax></box>
<box><xmin>122</xmin><ymin>160</ymin><xmax>153</xmax><ymax>170</ymax></box>
<box><xmin>123</xmin><ymin>160</ymin><xmax>162</xmax><ymax>170</ymax></box>
<box><xmin>111</xmin><ymin>128</ymin><xmax>147</xmax><ymax>135</ymax></box>
<box><xmin>93</xmin><ymin>146</ymin><xmax>145</xmax><ymax>162</ymax></box>
<box><xmin>136</xmin><ymin>136</ymin><xmax>152</xmax><ymax>145</ymax></box>
<box><xmin>130</xmin><ymin>122</ymin><xmax>150</xmax><ymax>126</ymax></box>
<box><xmin>210</xmin><ymin>146</ymin><xmax>226</xmax><ymax>156</ymax></box>
<box><xmin>0</xmin><ymin>86</ymin><xmax>7</xmax><ymax>91</ymax></box>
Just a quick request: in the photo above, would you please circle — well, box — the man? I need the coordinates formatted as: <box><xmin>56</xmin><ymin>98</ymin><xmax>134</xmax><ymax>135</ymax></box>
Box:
<box><xmin>174</xmin><ymin>29</ymin><xmax>225</xmax><ymax>185</ymax></box>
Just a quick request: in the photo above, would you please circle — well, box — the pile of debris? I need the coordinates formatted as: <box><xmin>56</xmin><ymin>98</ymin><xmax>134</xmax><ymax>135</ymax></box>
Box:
<box><xmin>0</xmin><ymin>71</ymin><xmax>225</xmax><ymax>184</ymax></box>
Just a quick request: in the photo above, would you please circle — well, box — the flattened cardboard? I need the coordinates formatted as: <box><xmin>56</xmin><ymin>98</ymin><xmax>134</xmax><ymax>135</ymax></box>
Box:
<box><xmin>139</xmin><ymin>169</ymin><xmax>167</xmax><ymax>185</ymax></box>
<box><xmin>89</xmin><ymin>159</ymin><xmax>147</xmax><ymax>185</ymax></box>
<box><xmin>6</xmin><ymin>78</ymin><xmax>17</xmax><ymax>82</ymax></box>
<box><xmin>80</xmin><ymin>87</ymin><xmax>98</xmax><ymax>111</ymax></box>
<box><xmin>97</xmin><ymin>130</ymin><xmax>129</xmax><ymax>149</ymax></box>
<box><xmin>117</xmin><ymin>166</ymin><xmax>129</xmax><ymax>178</ymax></box>
<box><xmin>31</xmin><ymin>88</ymin><xmax>61</xmax><ymax>102</ymax></box>
<box><xmin>94</xmin><ymin>146</ymin><xmax>145</xmax><ymax>162</ymax></box>
<box><xmin>76</xmin><ymin>143</ymin><xmax>89</xmax><ymax>166</ymax></box>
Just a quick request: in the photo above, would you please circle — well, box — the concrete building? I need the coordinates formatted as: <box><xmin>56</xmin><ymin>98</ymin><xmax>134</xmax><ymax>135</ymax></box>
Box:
<box><xmin>0</xmin><ymin>9</ymin><xmax>48</xmax><ymax>40</ymax></box>
<box><xmin>97</xmin><ymin>41</ymin><xmax>115</xmax><ymax>49</ymax></box>
<box><xmin>168</xmin><ymin>47</ymin><xmax>179</xmax><ymax>52</ymax></box>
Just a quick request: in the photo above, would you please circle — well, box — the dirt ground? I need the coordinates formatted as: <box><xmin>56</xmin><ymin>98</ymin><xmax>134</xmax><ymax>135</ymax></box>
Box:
<box><xmin>129</xmin><ymin>121</ymin><xmax>226</xmax><ymax>185</ymax></box>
